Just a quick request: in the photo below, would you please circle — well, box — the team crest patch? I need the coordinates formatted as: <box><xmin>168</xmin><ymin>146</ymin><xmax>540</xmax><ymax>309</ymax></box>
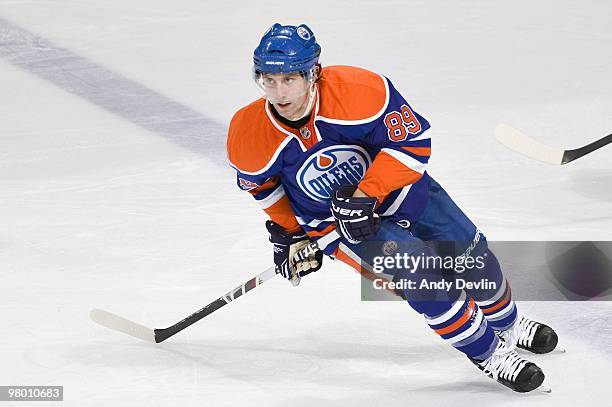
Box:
<box><xmin>297</xmin><ymin>26</ymin><xmax>311</xmax><ymax>41</ymax></box>
<box><xmin>296</xmin><ymin>145</ymin><xmax>371</xmax><ymax>202</ymax></box>
<box><xmin>238</xmin><ymin>178</ymin><xmax>259</xmax><ymax>191</ymax></box>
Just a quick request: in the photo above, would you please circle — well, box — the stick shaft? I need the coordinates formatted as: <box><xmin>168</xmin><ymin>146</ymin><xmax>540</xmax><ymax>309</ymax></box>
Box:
<box><xmin>92</xmin><ymin>231</ymin><xmax>341</xmax><ymax>343</ymax></box>
<box><xmin>153</xmin><ymin>266</ymin><xmax>277</xmax><ymax>342</ymax></box>
<box><xmin>562</xmin><ymin>134</ymin><xmax>612</xmax><ymax>164</ymax></box>
<box><xmin>154</xmin><ymin>233</ymin><xmax>341</xmax><ymax>341</ymax></box>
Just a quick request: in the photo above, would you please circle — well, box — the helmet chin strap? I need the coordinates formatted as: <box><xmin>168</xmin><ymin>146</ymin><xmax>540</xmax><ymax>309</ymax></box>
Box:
<box><xmin>294</xmin><ymin>82</ymin><xmax>317</xmax><ymax>120</ymax></box>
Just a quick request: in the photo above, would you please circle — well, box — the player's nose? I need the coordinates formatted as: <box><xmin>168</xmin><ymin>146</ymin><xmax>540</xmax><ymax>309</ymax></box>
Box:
<box><xmin>273</xmin><ymin>82</ymin><xmax>289</xmax><ymax>97</ymax></box>
<box><xmin>264</xmin><ymin>81</ymin><xmax>291</xmax><ymax>102</ymax></box>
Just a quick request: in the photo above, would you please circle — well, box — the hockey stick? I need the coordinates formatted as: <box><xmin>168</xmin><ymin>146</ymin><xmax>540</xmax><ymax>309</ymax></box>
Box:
<box><xmin>90</xmin><ymin>266</ymin><xmax>277</xmax><ymax>343</ymax></box>
<box><xmin>495</xmin><ymin>124</ymin><xmax>612</xmax><ymax>165</ymax></box>
<box><xmin>90</xmin><ymin>230</ymin><xmax>340</xmax><ymax>343</ymax></box>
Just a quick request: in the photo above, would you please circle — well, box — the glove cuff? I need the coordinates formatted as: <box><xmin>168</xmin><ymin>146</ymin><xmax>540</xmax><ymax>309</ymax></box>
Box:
<box><xmin>334</xmin><ymin>186</ymin><xmax>378</xmax><ymax>209</ymax></box>
<box><xmin>266</xmin><ymin>220</ymin><xmax>307</xmax><ymax>243</ymax></box>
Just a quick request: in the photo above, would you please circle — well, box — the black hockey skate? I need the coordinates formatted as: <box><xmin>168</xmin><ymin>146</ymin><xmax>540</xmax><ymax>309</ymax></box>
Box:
<box><xmin>471</xmin><ymin>341</ymin><xmax>546</xmax><ymax>393</ymax></box>
<box><xmin>498</xmin><ymin>317</ymin><xmax>558</xmax><ymax>354</ymax></box>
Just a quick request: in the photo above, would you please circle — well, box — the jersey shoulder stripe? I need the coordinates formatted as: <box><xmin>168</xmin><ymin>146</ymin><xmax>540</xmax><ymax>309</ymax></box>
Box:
<box><xmin>316</xmin><ymin>65</ymin><xmax>389</xmax><ymax>124</ymax></box>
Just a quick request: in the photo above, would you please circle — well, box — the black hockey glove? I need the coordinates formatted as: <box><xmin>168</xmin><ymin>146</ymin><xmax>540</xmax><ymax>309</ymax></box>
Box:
<box><xmin>265</xmin><ymin>221</ymin><xmax>323</xmax><ymax>283</ymax></box>
<box><xmin>331</xmin><ymin>186</ymin><xmax>380</xmax><ymax>244</ymax></box>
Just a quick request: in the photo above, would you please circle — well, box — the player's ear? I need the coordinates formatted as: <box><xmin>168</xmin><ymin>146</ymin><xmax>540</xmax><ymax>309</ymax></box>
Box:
<box><xmin>313</xmin><ymin>64</ymin><xmax>322</xmax><ymax>81</ymax></box>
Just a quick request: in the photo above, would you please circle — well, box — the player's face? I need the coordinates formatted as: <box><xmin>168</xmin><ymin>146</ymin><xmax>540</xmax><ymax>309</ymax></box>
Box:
<box><xmin>260</xmin><ymin>73</ymin><xmax>311</xmax><ymax>120</ymax></box>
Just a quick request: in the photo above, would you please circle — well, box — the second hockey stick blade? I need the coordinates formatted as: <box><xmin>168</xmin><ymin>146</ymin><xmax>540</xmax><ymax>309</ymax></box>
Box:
<box><xmin>495</xmin><ymin>124</ymin><xmax>612</xmax><ymax>165</ymax></box>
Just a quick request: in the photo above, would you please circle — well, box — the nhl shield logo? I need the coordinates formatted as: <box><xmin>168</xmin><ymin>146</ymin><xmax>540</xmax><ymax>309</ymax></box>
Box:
<box><xmin>296</xmin><ymin>145</ymin><xmax>372</xmax><ymax>202</ymax></box>
<box><xmin>299</xmin><ymin>127</ymin><xmax>311</xmax><ymax>139</ymax></box>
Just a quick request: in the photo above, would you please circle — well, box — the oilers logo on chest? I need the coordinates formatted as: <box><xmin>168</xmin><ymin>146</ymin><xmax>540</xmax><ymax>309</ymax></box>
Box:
<box><xmin>296</xmin><ymin>145</ymin><xmax>372</xmax><ymax>202</ymax></box>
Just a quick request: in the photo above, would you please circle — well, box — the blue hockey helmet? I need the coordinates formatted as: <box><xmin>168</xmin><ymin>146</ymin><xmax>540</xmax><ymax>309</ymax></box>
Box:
<box><xmin>253</xmin><ymin>23</ymin><xmax>321</xmax><ymax>75</ymax></box>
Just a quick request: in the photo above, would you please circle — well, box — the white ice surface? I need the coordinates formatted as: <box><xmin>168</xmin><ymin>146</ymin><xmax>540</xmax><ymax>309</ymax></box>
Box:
<box><xmin>1</xmin><ymin>1</ymin><xmax>611</xmax><ymax>406</ymax></box>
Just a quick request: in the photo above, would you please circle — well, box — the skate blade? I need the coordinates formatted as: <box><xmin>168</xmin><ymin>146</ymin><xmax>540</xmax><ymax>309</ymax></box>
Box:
<box><xmin>517</xmin><ymin>345</ymin><xmax>566</xmax><ymax>355</ymax></box>
<box><xmin>538</xmin><ymin>384</ymin><xmax>552</xmax><ymax>394</ymax></box>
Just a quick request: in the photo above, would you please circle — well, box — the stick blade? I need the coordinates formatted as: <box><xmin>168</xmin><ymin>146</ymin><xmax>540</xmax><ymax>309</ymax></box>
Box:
<box><xmin>495</xmin><ymin>124</ymin><xmax>564</xmax><ymax>165</ymax></box>
<box><xmin>90</xmin><ymin>308</ymin><xmax>156</xmax><ymax>343</ymax></box>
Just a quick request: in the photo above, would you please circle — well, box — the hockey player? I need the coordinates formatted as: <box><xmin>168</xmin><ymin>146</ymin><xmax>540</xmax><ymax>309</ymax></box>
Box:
<box><xmin>227</xmin><ymin>23</ymin><xmax>559</xmax><ymax>393</ymax></box>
